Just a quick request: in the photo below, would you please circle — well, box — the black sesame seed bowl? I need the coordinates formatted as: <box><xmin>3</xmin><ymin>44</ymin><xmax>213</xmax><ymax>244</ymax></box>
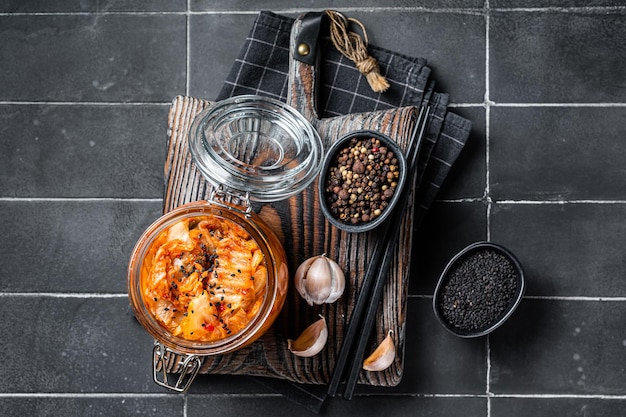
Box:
<box><xmin>318</xmin><ymin>130</ymin><xmax>407</xmax><ymax>233</ymax></box>
<box><xmin>432</xmin><ymin>241</ymin><xmax>525</xmax><ymax>338</ymax></box>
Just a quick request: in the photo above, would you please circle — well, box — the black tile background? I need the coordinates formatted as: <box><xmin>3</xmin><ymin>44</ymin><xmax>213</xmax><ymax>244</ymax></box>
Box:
<box><xmin>1</xmin><ymin>2</ymin><xmax>625</xmax><ymax>417</ymax></box>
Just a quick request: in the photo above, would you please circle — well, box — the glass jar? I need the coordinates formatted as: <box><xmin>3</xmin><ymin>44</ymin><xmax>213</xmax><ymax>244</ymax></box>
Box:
<box><xmin>128</xmin><ymin>95</ymin><xmax>323</xmax><ymax>391</ymax></box>
<box><xmin>188</xmin><ymin>95</ymin><xmax>323</xmax><ymax>202</ymax></box>
<box><xmin>128</xmin><ymin>200</ymin><xmax>289</xmax><ymax>390</ymax></box>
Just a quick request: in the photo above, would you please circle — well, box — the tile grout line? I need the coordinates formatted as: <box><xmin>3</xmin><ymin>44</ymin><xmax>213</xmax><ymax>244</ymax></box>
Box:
<box><xmin>0</xmin><ymin>292</ymin><xmax>129</xmax><ymax>298</ymax></box>
<box><xmin>0</xmin><ymin>392</ymin><xmax>282</xmax><ymax>398</ymax></box>
<box><xmin>0</xmin><ymin>197</ymin><xmax>163</xmax><ymax>202</ymax></box>
<box><xmin>0</xmin><ymin>101</ymin><xmax>172</xmax><ymax>106</ymax></box>
<box><xmin>490</xmin><ymin>102</ymin><xmax>626</xmax><ymax>107</ymax></box>
<box><xmin>0</xmin><ymin>391</ymin><xmax>624</xmax><ymax>400</ymax></box>
<box><xmin>185</xmin><ymin>0</ymin><xmax>191</xmax><ymax>98</ymax></box>
<box><xmin>484</xmin><ymin>10</ymin><xmax>491</xmax><ymax>401</ymax></box>
<box><xmin>361</xmin><ymin>393</ymin><xmax>626</xmax><ymax>399</ymax></box>
<box><xmin>484</xmin><ymin>0</ymin><xmax>492</xmax><ymax>241</ymax></box>
<box><xmin>433</xmin><ymin>199</ymin><xmax>626</xmax><ymax>205</ymax></box>
<box><xmin>495</xmin><ymin>199</ymin><xmax>626</xmax><ymax>204</ymax></box>
<box><xmin>410</xmin><ymin>294</ymin><xmax>626</xmax><ymax>301</ymax></box>
<box><xmin>1</xmin><ymin>5</ymin><xmax>624</xmax><ymax>17</ymax></box>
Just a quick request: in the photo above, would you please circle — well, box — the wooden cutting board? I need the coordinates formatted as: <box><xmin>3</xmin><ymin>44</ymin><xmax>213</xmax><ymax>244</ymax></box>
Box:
<box><xmin>159</xmin><ymin>15</ymin><xmax>419</xmax><ymax>387</ymax></box>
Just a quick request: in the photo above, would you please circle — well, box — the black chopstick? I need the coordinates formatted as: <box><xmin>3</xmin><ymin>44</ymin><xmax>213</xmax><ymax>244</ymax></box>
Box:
<box><xmin>327</xmin><ymin>106</ymin><xmax>431</xmax><ymax>399</ymax></box>
<box><xmin>327</xmin><ymin>221</ymin><xmax>388</xmax><ymax>396</ymax></box>
<box><xmin>342</xmin><ymin>213</ymin><xmax>400</xmax><ymax>399</ymax></box>
<box><xmin>342</xmin><ymin>106</ymin><xmax>431</xmax><ymax>399</ymax></box>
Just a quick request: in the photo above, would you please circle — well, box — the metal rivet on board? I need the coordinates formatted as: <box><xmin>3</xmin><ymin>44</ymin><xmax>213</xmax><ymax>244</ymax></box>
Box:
<box><xmin>297</xmin><ymin>43</ymin><xmax>310</xmax><ymax>56</ymax></box>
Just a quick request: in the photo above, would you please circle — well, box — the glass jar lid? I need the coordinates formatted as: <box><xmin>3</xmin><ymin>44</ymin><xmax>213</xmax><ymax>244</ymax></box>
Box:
<box><xmin>189</xmin><ymin>95</ymin><xmax>324</xmax><ymax>202</ymax></box>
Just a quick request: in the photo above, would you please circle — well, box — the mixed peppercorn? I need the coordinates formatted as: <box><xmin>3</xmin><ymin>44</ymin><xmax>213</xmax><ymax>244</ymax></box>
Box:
<box><xmin>323</xmin><ymin>136</ymin><xmax>400</xmax><ymax>226</ymax></box>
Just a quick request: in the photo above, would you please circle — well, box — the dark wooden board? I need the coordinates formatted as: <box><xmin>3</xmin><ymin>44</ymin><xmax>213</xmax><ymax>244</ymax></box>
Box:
<box><xmin>158</xmin><ymin>16</ymin><xmax>419</xmax><ymax>387</ymax></box>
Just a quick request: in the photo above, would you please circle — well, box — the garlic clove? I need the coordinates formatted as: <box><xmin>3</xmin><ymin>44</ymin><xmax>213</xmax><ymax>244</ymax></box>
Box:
<box><xmin>294</xmin><ymin>254</ymin><xmax>345</xmax><ymax>305</ymax></box>
<box><xmin>296</xmin><ymin>256</ymin><xmax>332</xmax><ymax>305</ymax></box>
<box><xmin>324</xmin><ymin>258</ymin><xmax>345</xmax><ymax>304</ymax></box>
<box><xmin>362</xmin><ymin>330</ymin><xmax>395</xmax><ymax>371</ymax></box>
<box><xmin>288</xmin><ymin>315</ymin><xmax>328</xmax><ymax>357</ymax></box>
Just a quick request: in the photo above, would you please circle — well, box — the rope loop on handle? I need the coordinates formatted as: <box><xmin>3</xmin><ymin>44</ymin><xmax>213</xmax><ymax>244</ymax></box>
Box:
<box><xmin>326</xmin><ymin>10</ymin><xmax>390</xmax><ymax>93</ymax></box>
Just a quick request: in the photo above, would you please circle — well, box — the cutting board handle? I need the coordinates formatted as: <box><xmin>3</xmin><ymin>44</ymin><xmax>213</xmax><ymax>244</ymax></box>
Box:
<box><xmin>287</xmin><ymin>13</ymin><xmax>323</xmax><ymax>124</ymax></box>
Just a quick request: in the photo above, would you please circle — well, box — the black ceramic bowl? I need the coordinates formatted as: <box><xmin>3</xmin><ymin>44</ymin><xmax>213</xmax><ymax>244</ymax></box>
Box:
<box><xmin>432</xmin><ymin>241</ymin><xmax>525</xmax><ymax>338</ymax></box>
<box><xmin>318</xmin><ymin>130</ymin><xmax>407</xmax><ymax>233</ymax></box>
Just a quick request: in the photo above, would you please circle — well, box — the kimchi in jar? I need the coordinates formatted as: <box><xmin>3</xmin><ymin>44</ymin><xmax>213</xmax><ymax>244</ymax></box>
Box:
<box><xmin>128</xmin><ymin>201</ymin><xmax>288</xmax><ymax>356</ymax></box>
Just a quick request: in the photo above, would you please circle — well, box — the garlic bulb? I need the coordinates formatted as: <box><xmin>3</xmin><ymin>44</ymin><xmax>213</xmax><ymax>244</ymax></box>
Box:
<box><xmin>288</xmin><ymin>315</ymin><xmax>328</xmax><ymax>357</ymax></box>
<box><xmin>294</xmin><ymin>254</ymin><xmax>345</xmax><ymax>305</ymax></box>
<box><xmin>362</xmin><ymin>330</ymin><xmax>395</xmax><ymax>371</ymax></box>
